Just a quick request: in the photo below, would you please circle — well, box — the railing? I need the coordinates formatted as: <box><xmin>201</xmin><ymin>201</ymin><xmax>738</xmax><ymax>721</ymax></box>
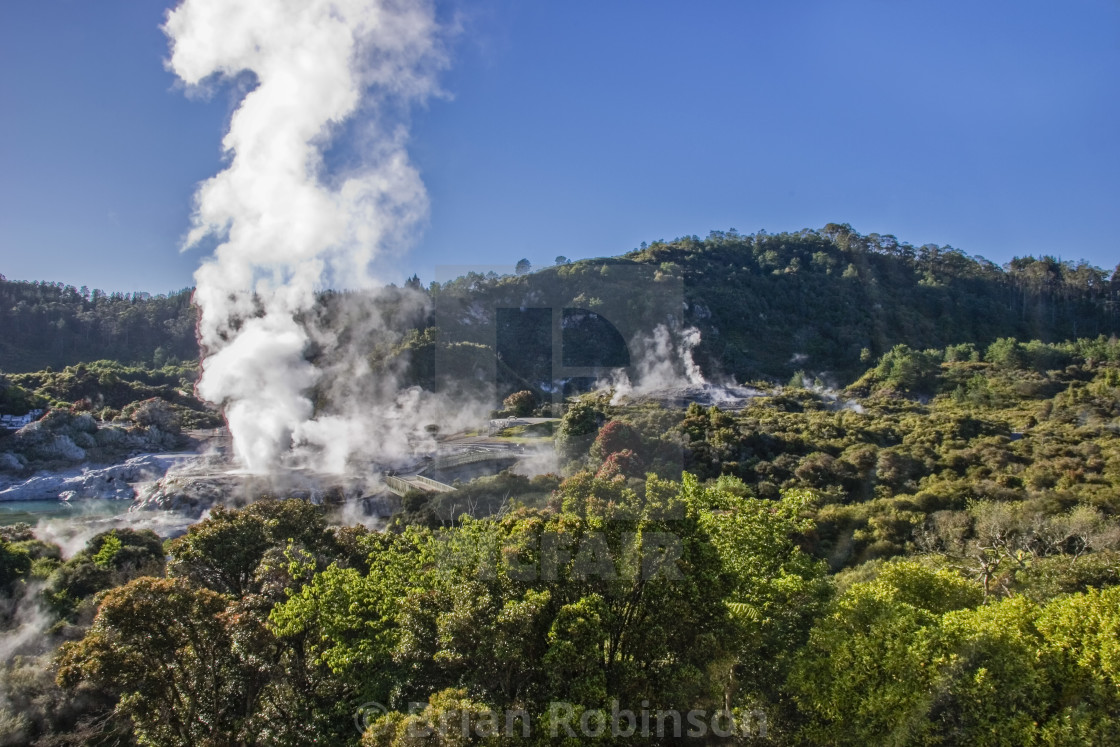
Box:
<box><xmin>383</xmin><ymin>473</ymin><xmax>456</xmax><ymax>497</ymax></box>
<box><xmin>412</xmin><ymin>475</ymin><xmax>455</xmax><ymax>492</ymax></box>
<box><xmin>434</xmin><ymin>448</ymin><xmax>523</xmax><ymax>469</ymax></box>
<box><xmin>383</xmin><ymin>475</ymin><xmax>414</xmax><ymax>496</ymax></box>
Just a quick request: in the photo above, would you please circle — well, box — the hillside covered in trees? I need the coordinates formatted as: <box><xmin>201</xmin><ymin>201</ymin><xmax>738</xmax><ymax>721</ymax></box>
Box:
<box><xmin>4</xmin><ymin>224</ymin><xmax>1119</xmax><ymax>386</ymax></box>
<box><xmin>6</xmin><ymin>340</ymin><xmax>1120</xmax><ymax>744</ymax></box>
<box><xmin>0</xmin><ymin>277</ymin><xmax>198</xmax><ymax>373</ymax></box>
<box><xmin>628</xmin><ymin>224</ymin><xmax>1120</xmax><ymax>381</ymax></box>
<box><xmin>2</xmin><ymin>228</ymin><xmax>1119</xmax><ymax>744</ymax></box>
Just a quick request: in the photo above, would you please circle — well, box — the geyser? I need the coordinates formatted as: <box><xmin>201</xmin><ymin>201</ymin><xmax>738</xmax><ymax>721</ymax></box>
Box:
<box><xmin>164</xmin><ymin>0</ymin><xmax>447</xmax><ymax>473</ymax></box>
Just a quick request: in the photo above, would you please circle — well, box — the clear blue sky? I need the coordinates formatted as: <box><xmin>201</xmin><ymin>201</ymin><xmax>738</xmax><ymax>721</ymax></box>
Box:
<box><xmin>1</xmin><ymin>0</ymin><xmax>1117</xmax><ymax>294</ymax></box>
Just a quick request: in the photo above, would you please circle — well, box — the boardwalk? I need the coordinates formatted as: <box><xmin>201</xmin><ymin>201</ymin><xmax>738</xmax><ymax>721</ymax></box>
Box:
<box><xmin>434</xmin><ymin>446</ymin><xmax>523</xmax><ymax>470</ymax></box>
<box><xmin>383</xmin><ymin>473</ymin><xmax>455</xmax><ymax>497</ymax></box>
<box><xmin>487</xmin><ymin>416</ymin><xmax>559</xmax><ymax>435</ymax></box>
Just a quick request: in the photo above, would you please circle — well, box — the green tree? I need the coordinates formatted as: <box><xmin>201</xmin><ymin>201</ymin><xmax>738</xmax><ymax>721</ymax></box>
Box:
<box><xmin>0</xmin><ymin>539</ymin><xmax>31</xmax><ymax>592</ymax></box>
<box><xmin>555</xmin><ymin>401</ymin><xmax>599</xmax><ymax>462</ymax></box>
<box><xmin>363</xmin><ymin>688</ymin><xmax>503</xmax><ymax>746</ymax></box>
<box><xmin>92</xmin><ymin>532</ymin><xmax>122</xmax><ymax>569</ymax></box>
<box><xmin>789</xmin><ymin>562</ymin><xmax>982</xmax><ymax>745</ymax></box>
<box><xmin>268</xmin><ymin>530</ymin><xmax>420</xmax><ymax>708</ymax></box>
<box><xmin>873</xmin><ymin>344</ymin><xmax>942</xmax><ymax>395</ymax></box>
<box><xmin>686</xmin><ymin>476</ymin><xmax>831</xmax><ymax>713</ymax></box>
<box><xmin>57</xmin><ymin>577</ymin><xmax>245</xmax><ymax>747</ymax></box>
<box><xmin>166</xmin><ymin>498</ymin><xmax>337</xmax><ymax>598</ymax></box>
<box><xmin>1034</xmin><ymin>586</ymin><xmax>1120</xmax><ymax>739</ymax></box>
<box><xmin>274</xmin><ymin>473</ymin><xmax>737</xmax><ymax>731</ymax></box>
<box><xmin>502</xmin><ymin>389</ymin><xmax>536</xmax><ymax>417</ymax></box>
<box><xmin>986</xmin><ymin>337</ymin><xmax>1027</xmax><ymax>370</ymax></box>
<box><xmin>44</xmin><ymin>528</ymin><xmax>165</xmax><ymax>621</ymax></box>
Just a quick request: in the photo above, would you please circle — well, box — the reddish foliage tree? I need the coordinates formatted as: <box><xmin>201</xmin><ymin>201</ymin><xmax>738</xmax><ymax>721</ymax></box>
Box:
<box><xmin>595</xmin><ymin>448</ymin><xmax>644</xmax><ymax>480</ymax></box>
<box><xmin>590</xmin><ymin>420</ymin><xmax>641</xmax><ymax>461</ymax></box>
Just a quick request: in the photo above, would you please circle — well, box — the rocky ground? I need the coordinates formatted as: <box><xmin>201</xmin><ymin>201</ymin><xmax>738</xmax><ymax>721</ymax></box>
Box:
<box><xmin>0</xmin><ymin>412</ymin><xmax>228</xmax><ymax>509</ymax></box>
<box><xmin>0</xmin><ymin>407</ymin><xmax>506</xmax><ymax>521</ymax></box>
<box><xmin>616</xmin><ymin>382</ymin><xmax>764</xmax><ymax>409</ymax></box>
<box><xmin>0</xmin><ymin>453</ymin><xmax>194</xmax><ymax>502</ymax></box>
<box><xmin>0</xmin><ymin>401</ymin><xmax>189</xmax><ymax>475</ymax></box>
<box><xmin>132</xmin><ymin>460</ymin><xmax>395</xmax><ymax>518</ymax></box>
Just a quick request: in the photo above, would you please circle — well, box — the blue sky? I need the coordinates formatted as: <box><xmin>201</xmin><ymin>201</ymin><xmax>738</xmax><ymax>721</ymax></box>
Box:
<box><xmin>1</xmin><ymin>0</ymin><xmax>1117</xmax><ymax>293</ymax></box>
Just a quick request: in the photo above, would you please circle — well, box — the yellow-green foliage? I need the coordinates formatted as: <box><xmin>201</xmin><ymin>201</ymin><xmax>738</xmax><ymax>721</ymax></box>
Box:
<box><xmin>592</xmin><ymin>339</ymin><xmax>1120</xmax><ymax>569</ymax></box>
<box><xmin>792</xmin><ymin>567</ymin><xmax>1120</xmax><ymax>746</ymax></box>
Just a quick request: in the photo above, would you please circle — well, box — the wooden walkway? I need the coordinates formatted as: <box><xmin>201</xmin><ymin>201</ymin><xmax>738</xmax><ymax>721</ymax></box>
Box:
<box><xmin>383</xmin><ymin>474</ymin><xmax>456</xmax><ymax>497</ymax></box>
<box><xmin>434</xmin><ymin>447</ymin><xmax>521</xmax><ymax>470</ymax></box>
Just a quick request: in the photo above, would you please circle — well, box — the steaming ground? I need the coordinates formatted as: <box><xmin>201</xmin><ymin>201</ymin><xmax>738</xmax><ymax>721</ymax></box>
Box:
<box><xmin>603</xmin><ymin>324</ymin><xmax>765</xmax><ymax>409</ymax></box>
<box><xmin>0</xmin><ymin>411</ymin><xmax>555</xmax><ymax>530</ymax></box>
<box><xmin>163</xmin><ymin>0</ymin><xmax>757</xmax><ymax>479</ymax></box>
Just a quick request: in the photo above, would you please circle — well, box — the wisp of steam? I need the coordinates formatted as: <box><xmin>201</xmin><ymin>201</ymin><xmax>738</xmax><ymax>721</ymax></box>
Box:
<box><xmin>608</xmin><ymin>325</ymin><xmax>707</xmax><ymax>404</ymax></box>
<box><xmin>164</xmin><ymin>0</ymin><xmax>448</xmax><ymax>473</ymax></box>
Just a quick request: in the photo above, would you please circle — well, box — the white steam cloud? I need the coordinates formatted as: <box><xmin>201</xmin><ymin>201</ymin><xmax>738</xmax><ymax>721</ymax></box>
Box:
<box><xmin>164</xmin><ymin>0</ymin><xmax>448</xmax><ymax>472</ymax></box>
<box><xmin>608</xmin><ymin>324</ymin><xmax>707</xmax><ymax>404</ymax></box>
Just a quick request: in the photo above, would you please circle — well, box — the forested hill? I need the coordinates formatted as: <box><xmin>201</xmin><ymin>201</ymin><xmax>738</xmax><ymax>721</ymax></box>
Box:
<box><xmin>624</xmin><ymin>224</ymin><xmax>1120</xmax><ymax>382</ymax></box>
<box><xmin>0</xmin><ymin>278</ymin><xmax>198</xmax><ymax>372</ymax></box>
<box><xmin>3</xmin><ymin>224</ymin><xmax>1118</xmax><ymax>382</ymax></box>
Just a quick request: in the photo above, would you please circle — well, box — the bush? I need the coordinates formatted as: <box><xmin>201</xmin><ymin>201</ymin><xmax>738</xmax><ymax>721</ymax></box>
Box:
<box><xmin>502</xmin><ymin>389</ymin><xmax>536</xmax><ymax>417</ymax></box>
<box><xmin>589</xmin><ymin>420</ymin><xmax>641</xmax><ymax>462</ymax></box>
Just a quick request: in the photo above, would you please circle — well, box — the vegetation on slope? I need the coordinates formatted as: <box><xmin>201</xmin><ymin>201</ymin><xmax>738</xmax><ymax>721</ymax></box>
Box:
<box><xmin>627</xmin><ymin>224</ymin><xmax>1119</xmax><ymax>381</ymax></box>
<box><xmin>562</xmin><ymin>336</ymin><xmax>1120</xmax><ymax>575</ymax></box>
<box><xmin>0</xmin><ymin>360</ymin><xmax>221</xmax><ymax>473</ymax></box>
<box><xmin>0</xmin><ymin>466</ymin><xmax>1112</xmax><ymax>744</ymax></box>
<box><xmin>1</xmin><ymin>336</ymin><xmax>1115</xmax><ymax>743</ymax></box>
<box><xmin>8</xmin><ymin>223</ymin><xmax>1119</xmax><ymax>391</ymax></box>
<box><xmin>2</xmin><ymin>228</ymin><xmax>1119</xmax><ymax>744</ymax></box>
<box><xmin>0</xmin><ymin>278</ymin><xmax>198</xmax><ymax>373</ymax></box>
<box><xmin>392</xmin><ymin>225</ymin><xmax>1120</xmax><ymax>397</ymax></box>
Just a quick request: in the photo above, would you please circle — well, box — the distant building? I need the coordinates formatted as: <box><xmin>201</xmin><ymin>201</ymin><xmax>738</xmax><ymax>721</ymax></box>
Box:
<box><xmin>0</xmin><ymin>409</ymin><xmax>45</xmax><ymax>430</ymax></box>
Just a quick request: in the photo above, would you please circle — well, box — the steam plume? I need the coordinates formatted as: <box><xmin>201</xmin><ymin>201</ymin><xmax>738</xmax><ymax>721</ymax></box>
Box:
<box><xmin>164</xmin><ymin>0</ymin><xmax>446</xmax><ymax>472</ymax></box>
<box><xmin>608</xmin><ymin>325</ymin><xmax>707</xmax><ymax>404</ymax></box>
